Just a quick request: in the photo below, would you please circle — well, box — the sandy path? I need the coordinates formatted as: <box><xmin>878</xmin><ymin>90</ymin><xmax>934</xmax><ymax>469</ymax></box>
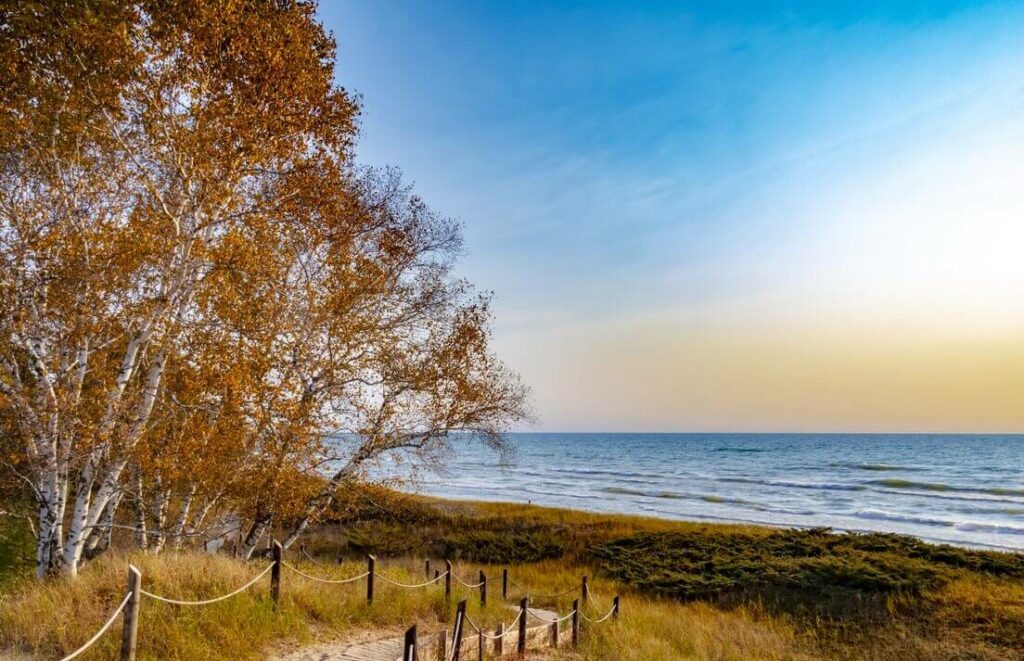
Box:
<box><xmin>270</xmin><ymin>607</ymin><xmax>564</xmax><ymax>661</ymax></box>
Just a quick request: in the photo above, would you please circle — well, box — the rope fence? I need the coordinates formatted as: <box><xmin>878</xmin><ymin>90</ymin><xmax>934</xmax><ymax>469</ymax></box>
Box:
<box><xmin>57</xmin><ymin>590</ymin><xmax>133</xmax><ymax>661</ymax></box>
<box><xmin>377</xmin><ymin>570</ymin><xmax>448</xmax><ymax>589</ymax></box>
<box><xmin>507</xmin><ymin>575</ymin><xmax>581</xmax><ymax>599</ymax></box>
<box><xmin>140</xmin><ymin>563</ymin><xmax>274</xmax><ymax>605</ymax></box>
<box><xmin>49</xmin><ymin>540</ymin><xmax>620</xmax><ymax>661</ymax></box>
<box><xmin>402</xmin><ymin>588</ymin><xmax>620</xmax><ymax>661</ymax></box>
<box><xmin>580</xmin><ymin>598</ymin><xmax>619</xmax><ymax>624</ymax></box>
<box><xmin>281</xmin><ymin>561</ymin><xmax>370</xmax><ymax>585</ymax></box>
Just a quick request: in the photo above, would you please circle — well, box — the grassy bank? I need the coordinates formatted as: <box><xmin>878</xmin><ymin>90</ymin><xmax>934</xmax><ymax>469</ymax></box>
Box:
<box><xmin>1</xmin><ymin>495</ymin><xmax>1022</xmax><ymax>659</ymax></box>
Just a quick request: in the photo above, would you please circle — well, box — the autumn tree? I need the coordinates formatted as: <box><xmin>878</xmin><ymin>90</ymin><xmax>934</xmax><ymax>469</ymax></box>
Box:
<box><xmin>0</xmin><ymin>0</ymin><xmax>529</xmax><ymax>578</ymax></box>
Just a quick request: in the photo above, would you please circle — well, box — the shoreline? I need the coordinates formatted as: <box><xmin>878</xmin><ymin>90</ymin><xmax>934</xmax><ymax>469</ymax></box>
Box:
<box><xmin>407</xmin><ymin>489</ymin><xmax>1024</xmax><ymax>554</ymax></box>
<box><xmin>404</xmin><ymin>432</ymin><xmax>1024</xmax><ymax>553</ymax></box>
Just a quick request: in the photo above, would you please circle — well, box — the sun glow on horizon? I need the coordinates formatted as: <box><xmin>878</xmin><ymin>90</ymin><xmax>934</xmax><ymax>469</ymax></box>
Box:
<box><xmin>323</xmin><ymin>1</ymin><xmax>1024</xmax><ymax>432</ymax></box>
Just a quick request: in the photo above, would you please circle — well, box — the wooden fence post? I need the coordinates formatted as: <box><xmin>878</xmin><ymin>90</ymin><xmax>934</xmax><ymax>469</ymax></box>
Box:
<box><xmin>437</xmin><ymin>630</ymin><xmax>447</xmax><ymax>661</ymax></box>
<box><xmin>477</xmin><ymin>630</ymin><xmax>484</xmax><ymax>661</ymax></box>
<box><xmin>451</xmin><ymin>599</ymin><xmax>467</xmax><ymax>661</ymax></box>
<box><xmin>581</xmin><ymin>575</ymin><xmax>588</xmax><ymax>603</ymax></box>
<box><xmin>403</xmin><ymin>624</ymin><xmax>418</xmax><ymax>661</ymax></box>
<box><xmin>479</xmin><ymin>570</ymin><xmax>487</xmax><ymax>606</ymax></box>
<box><xmin>613</xmin><ymin>595</ymin><xmax>620</xmax><ymax>619</ymax></box>
<box><xmin>425</xmin><ymin>559</ymin><xmax>431</xmax><ymax>578</ymax></box>
<box><xmin>495</xmin><ymin>623</ymin><xmax>504</xmax><ymax>656</ymax></box>
<box><xmin>444</xmin><ymin>559</ymin><xmax>452</xmax><ymax>601</ymax></box>
<box><xmin>517</xmin><ymin>597</ymin><xmax>528</xmax><ymax>656</ymax></box>
<box><xmin>271</xmin><ymin>540</ymin><xmax>282</xmax><ymax>609</ymax></box>
<box><xmin>572</xmin><ymin>598</ymin><xmax>580</xmax><ymax>647</ymax></box>
<box><xmin>367</xmin><ymin>554</ymin><xmax>376</xmax><ymax>603</ymax></box>
<box><xmin>502</xmin><ymin>567</ymin><xmax>508</xmax><ymax>599</ymax></box>
<box><xmin>550</xmin><ymin>619</ymin><xmax>559</xmax><ymax>648</ymax></box>
<box><xmin>120</xmin><ymin>565</ymin><xmax>142</xmax><ymax>661</ymax></box>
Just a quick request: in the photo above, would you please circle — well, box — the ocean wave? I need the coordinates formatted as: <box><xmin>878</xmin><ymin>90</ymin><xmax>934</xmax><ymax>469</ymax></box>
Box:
<box><xmin>713</xmin><ymin>447</ymin><xmax>765</xmax><ymax>454</ymax></box>
<box><xmin>604</xmin><ymin>486</ymin><xmax>714</xmax><ymax>502</ymax></box>
<box><xmin>874</xmin><ymin>488</ymin><xmax>1024</xmax><ymax>506</ymax></box>
<box><xmin>956</xmin><ymin>522</ymin><xmax>1024</xmax><ymax>536</ymax></box>
<box><xmin>603</xmin><ymin>487</ymin><xmax>813</xmax><ymax>517</ymax></box>
<box><xmin>701</xmin><ymin>494</ymin><xmax>813</xmax><ymax>516</ymax></box>
<box><xmin>559</xmin><ymin>467</ymin><xmax>666</xmax><ymax>481</ymax></box>
<box><xmin>867</xmin><ymin>479</ymin><xmax>1024</xmax><ymax>498</ymax></box>
<box><xmin>829</xmin><ymin>462</ymin><xmax>919</xmax><ymax>472</ymax></box>
<box><xmin>603</xmin><ymin>486</ymin><xmax>652</xmax><ymax>497</ymax></box>
<box><xmin>720</xmin><ymin>477</ymin><xmax>866</xmax><ymax>491</ymax></box>
<box><xmin>855</xmin><ymin>509</ymin><xmax>955</xmax><ymax>528</ymax></box>
<box><xmin>956</xmin><ymin>505</ymin><xmax>1024</xmax><ymax>516</ymax></box>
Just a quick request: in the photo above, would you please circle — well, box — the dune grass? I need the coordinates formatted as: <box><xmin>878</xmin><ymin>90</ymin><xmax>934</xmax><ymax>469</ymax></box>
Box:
<box><xmin>1</xmin><ymin>495</ymin><xmax>1022</xmax><ymax>659</ymax></box>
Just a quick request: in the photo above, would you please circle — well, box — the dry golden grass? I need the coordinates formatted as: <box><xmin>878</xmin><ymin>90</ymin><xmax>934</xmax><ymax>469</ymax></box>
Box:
<box><xmin>2</xmin><ymin>498</ymin><xmax>1022</xmax><ymax>660</ymax></box>
<box><xmin>0</xmin><ymin>551</ymin><xmax>473</xmax><ymax>660</ymax></box>
<box><xmin>0</xmin><ymin>548</ymin><xmax>818</xmax><ymax>660</ymax></box>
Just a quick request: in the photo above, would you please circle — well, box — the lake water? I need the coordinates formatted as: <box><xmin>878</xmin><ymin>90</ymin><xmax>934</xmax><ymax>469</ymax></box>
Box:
<box><xmin>413</xmin><ymin>433</ymin><xmax>1024</xmax><ymax>552</ymax></box>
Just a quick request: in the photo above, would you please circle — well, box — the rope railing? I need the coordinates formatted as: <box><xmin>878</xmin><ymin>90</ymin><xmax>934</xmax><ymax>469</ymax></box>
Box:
<box><xmin>50</xmin><ymin>540</ymin><xmax>620</xmax><ymax>661</ymax></box>
<box><xmin>585</xmin><ymin>584</ymin><xmax>606</xmax><ymax>606</ymax></box>
<box><xmin>508</xmin><ymin>575</ymin><xmax>581</xmax><ymax>598</ymax></box>
<box><xmin>579</xmin><ymin>600</ymin><xmax>618</xmax><ymax>624</ymax></box>
<box><xmin>479</xmin><ymin>608</ymin><xmax>523</xmax><ymax>640</ymax></box>
<box><xmin>452</xmin><ymin>576</ymin><xmax>485</xmax><ymax>589</ymax></box>
<box><xmin>411</xmin><ymin>591</ymin><xmax>620</xmax><ymax>661</ymax></box>
<box><xmin>377</xmin><ymin>570</ymin><xmax>448</xmax><ymax>589</ymax></box>
<box><xmin>451</xmin><ymin>570</ymin><xmax>485</xmax><ymax>589</ymax></box>
<box><xmin>57</xmin><ymin>591</ymin><xmax>133</xmax><ymax>661</ymax></box>
<box><xmin>280</xmin><ymin>561</ymin><xmax>369</xmax><ymax>585</ymax></box>
<box><xmin>141</xmin><ymin>563</ymin><xmax>274</xmax><ymax>605</ymax></box>
<box><xmin>526</xmin><ymin>606</ymin><xmax>577</xmax><ymax>624</ymax></box>
<box><xmin>299</xmin><ymin>546</ymin><xmax>328</xmax><ymax>565</ymax></box>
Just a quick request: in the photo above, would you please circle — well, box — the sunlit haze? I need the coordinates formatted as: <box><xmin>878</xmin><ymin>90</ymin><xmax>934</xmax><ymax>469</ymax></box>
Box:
<box><xmin>320</xmin><ymin>1</ymin><xmax>1024</xmax><ymax>432</ymax></box>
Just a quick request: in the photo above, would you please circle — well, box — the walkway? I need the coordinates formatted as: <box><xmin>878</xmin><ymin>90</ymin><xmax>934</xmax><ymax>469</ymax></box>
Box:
<box><xmin>271</xmin><ymin>607</ymin><xmax>562</xmax><ymax>661</ymax></box>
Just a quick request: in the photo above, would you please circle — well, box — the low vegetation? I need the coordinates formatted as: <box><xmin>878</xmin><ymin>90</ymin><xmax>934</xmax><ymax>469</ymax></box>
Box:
<box><xmin>1</xmin><ymin>495</ymin><xmax>1022</xmax><ymax>659</ymax></box>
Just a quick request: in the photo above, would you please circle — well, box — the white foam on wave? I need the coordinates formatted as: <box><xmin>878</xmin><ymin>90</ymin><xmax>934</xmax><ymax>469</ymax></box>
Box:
<box><xmin>855</xmin><ymin>509</ymin><xmax>956</xmax><ymax>528</ymax></box>
<box><xmin>721</xmin><ymin>476</ymin><xmax>865</xmax><ymax>491</ymax></box>
<box><xmin>956</xmin><ymin>521</ymin><xmax>1024</xmax><ymax>536</ymax></box>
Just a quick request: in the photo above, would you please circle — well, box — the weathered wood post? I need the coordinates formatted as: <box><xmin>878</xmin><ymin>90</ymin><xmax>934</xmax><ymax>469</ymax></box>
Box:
<box><xmin>571</xmin><ymin>598</ymin><xmax>580</xmax><ymax>647</ymax></box>
<box><xmin>479</xmin><ymin>570</ymin><xmax>487</xmax><ymax>606</ymax></box>
<box><xmin>403</xmin><ymin>624</ymin><xmax>418</xmax><ymax>661</ymax></box>
<box><xmin>435</xmin><ymin>568</ymin><xmax>440</xmax><ymax>581</ymax></box>
<box><xmin>502</xmin><ymin>567</ymin><xmax>508</xmax><ymax>599</ymax></box>
<box><xmin>451</xmin><ymin>599</ymin><xmax>467</xmax><ymax>661</ymax></box>
<box><xmin>613</xmin><ymin>595</ymin><xmax>620</xmax><ymax>619</ymax></box>
<box><xmin>477</xmin><ymin>630</ymin><xmax>484</xmax><ymax>661</ymax></box>
<box><xmin>120</xmin><ymin>565</ymin><xmax>142</xmax><ymax>661</ymax></box>
<box><xmin>425</xmin><ymin>559</ymin><xmax>431</xmax><ymax>578</ymax></box>
<box><xmin>495</xmin><ymin>624</ymin><xmax>504</xmax><ymax>656</ymax></box>
<box><xmin>517</xmin><ymin>597</ymin><xmax>528</xmax><ymax>656</ymax></box>
<box><xmin>581</xmin><ymin>575</ymin><xmax>588</xmax><ymax>603</ymax></box>
<box><xmin>445</xmin><ymin>559</ymin><xmax>452</xmax><ymax>602</ymax></box>
<box><xmin>438</xmin><ymin>630</ymin><xmax>447</xmax><ymax>661</ymax></box>
<box><xmin>271</xmin><ymin>540</ymin><xmax>282</xmax><ymax>609</ymax></box>
<box><xmin>367</xmin><ymin>554</ymin><xmax>376</xmax><ymax>603</ymax></box>
<box><xmin>550</xmin><ymin>619</ymin><xmax>559</xmax><ymax>648</ymax></box>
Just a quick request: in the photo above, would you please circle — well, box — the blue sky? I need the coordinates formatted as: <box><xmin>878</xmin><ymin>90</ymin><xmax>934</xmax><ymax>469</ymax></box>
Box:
<box><xmin>318</xmin><ymin>2</ymin><xmax>1024</xmax><ymax>432</ymax></box>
